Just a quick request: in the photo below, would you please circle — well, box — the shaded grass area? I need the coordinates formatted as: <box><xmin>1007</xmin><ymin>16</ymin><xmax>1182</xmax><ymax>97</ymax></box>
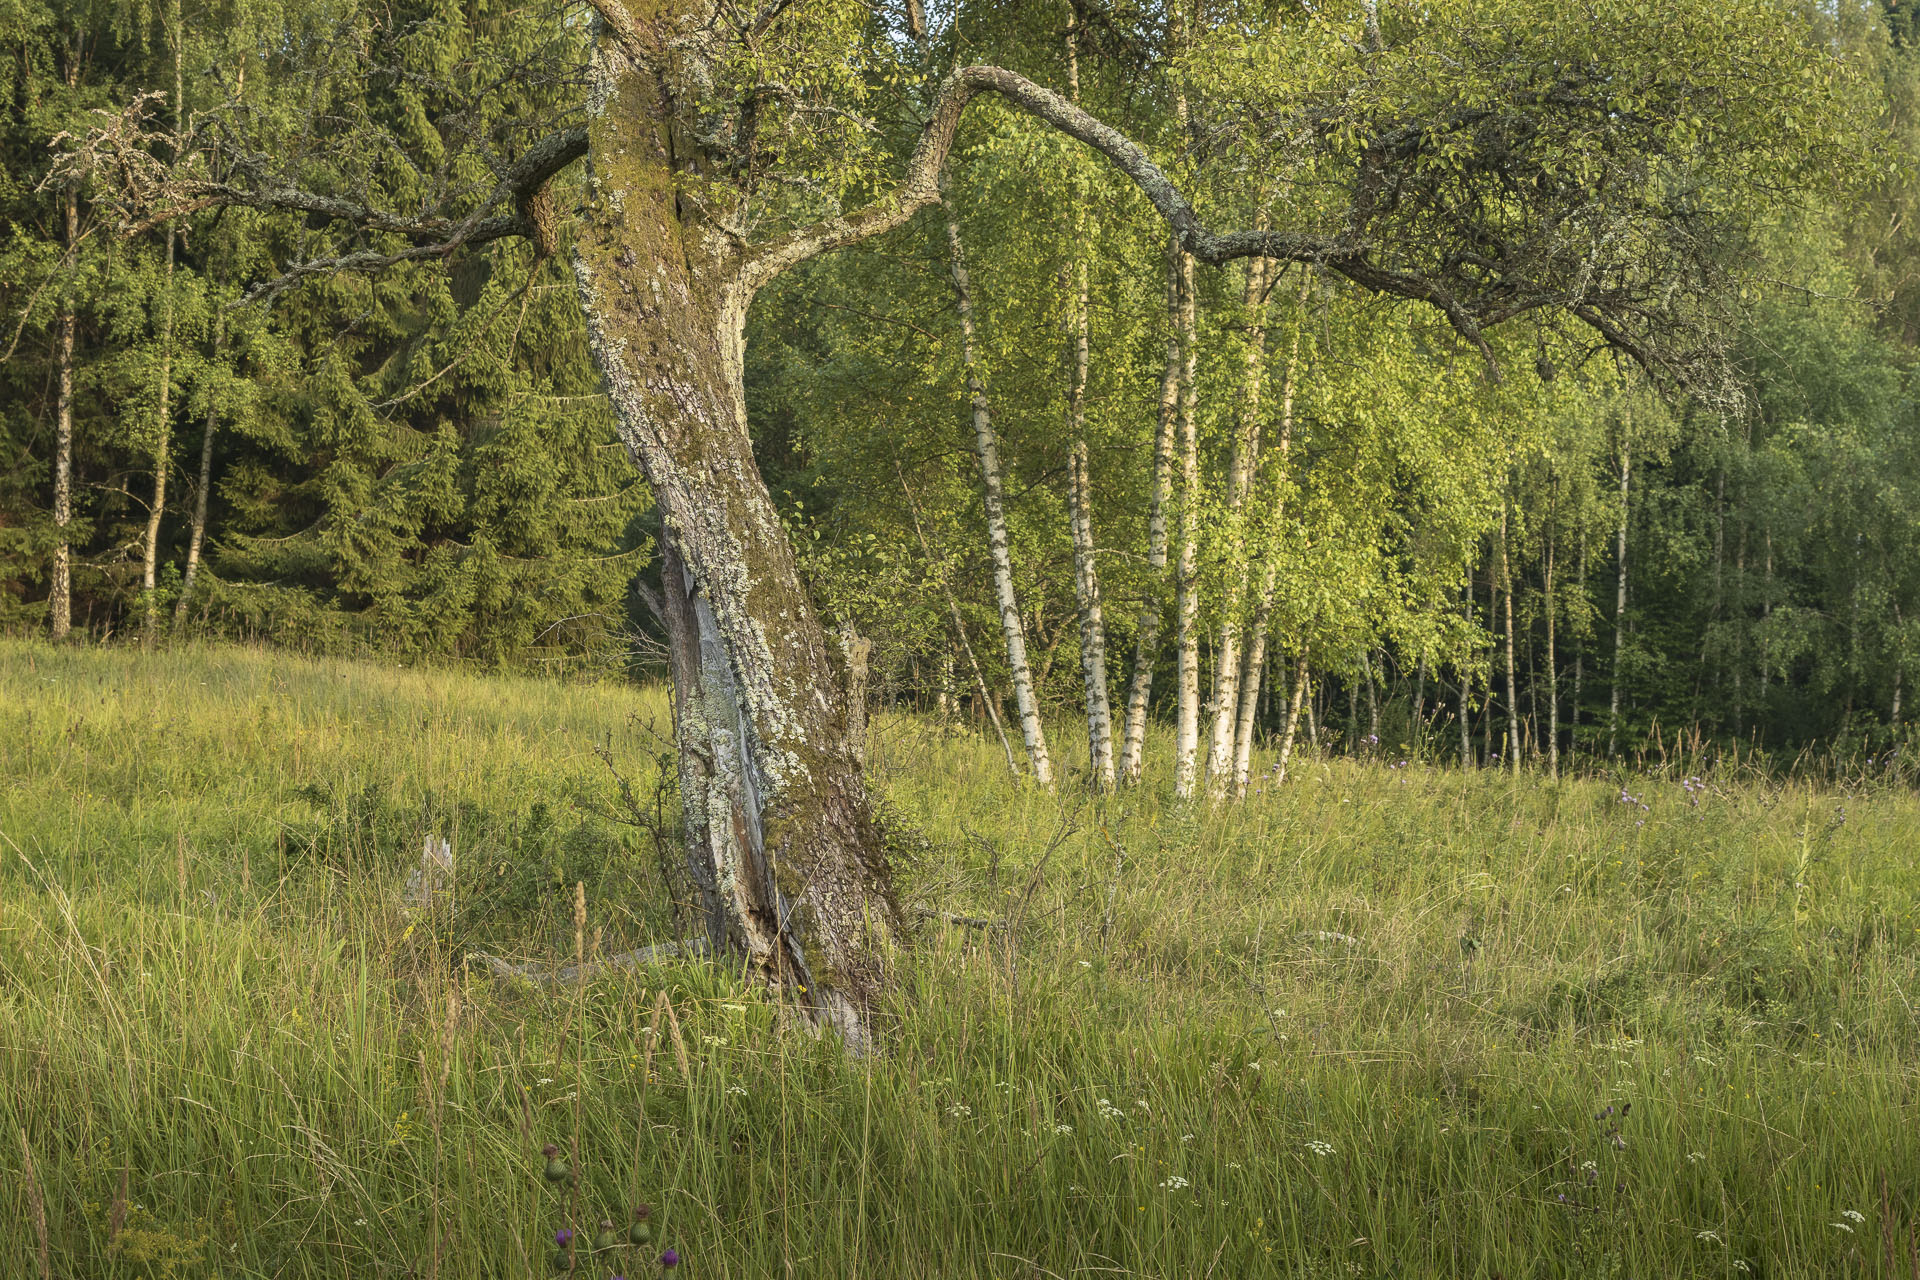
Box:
<box><xmin>2</xmin><ymin>639</ymin><xmax>1917</xmax><ymax>1278</ymax></box>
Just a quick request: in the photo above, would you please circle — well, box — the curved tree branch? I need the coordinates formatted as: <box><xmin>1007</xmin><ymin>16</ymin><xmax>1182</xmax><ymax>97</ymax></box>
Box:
<box><xmin>736</xmin><ymin>65</ymin><xmax>1499</xmax><ymax>361</ymax></box>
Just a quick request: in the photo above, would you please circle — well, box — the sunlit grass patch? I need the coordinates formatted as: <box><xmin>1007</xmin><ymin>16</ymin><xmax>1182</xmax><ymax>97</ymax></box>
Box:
<box><xmin>2</xmin><ymin>639</ymin><xmax>1916</xmax><ymax>1277</ymax></box>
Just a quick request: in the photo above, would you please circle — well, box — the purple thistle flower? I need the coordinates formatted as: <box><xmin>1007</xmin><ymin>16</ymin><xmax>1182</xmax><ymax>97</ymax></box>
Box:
<box><xmin>660</xmin><ymin>1248</ymin><xmax>681</xmax><ymax>1268</ymax></box>
<box><xmin>555</xmin><ymin>1228</ymin><xmax>575</xmax><ymax>1248</ymax></box>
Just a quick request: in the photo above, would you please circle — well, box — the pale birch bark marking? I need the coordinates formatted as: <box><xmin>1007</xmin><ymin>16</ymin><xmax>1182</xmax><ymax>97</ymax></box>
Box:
<box><xmin>1171</xmin><ymin>247</ymin><xmax>1203</xmax><ymax>799</ymax></box>
<box><xmin>1118</xmin><ymin>242</ymin><xmax>1183</xmax><ymax>784</ymax></box>
<box><xmin>1230</xmin><ymin>275</ymin><xmax>1307</xmax><ymax>797</ymax></box>
<box><xmin>944</xmin><ymin>206</ymin><xmax>1054</xmax><ymax>788</ymax></box>
<box><xmin>1204</xmin><ymin>249</ymin><xmax>1270</xmax><ymax>799</ymax></box>
<box><xmin>1608</xmin><ymin>424</ymin><xmax>1632</xmax><ymax>759</ymax></box>
<box><xmin>1064</xmin><ymin>20</ymin><xmax>1115</xmax><ymax>790</ymax></box>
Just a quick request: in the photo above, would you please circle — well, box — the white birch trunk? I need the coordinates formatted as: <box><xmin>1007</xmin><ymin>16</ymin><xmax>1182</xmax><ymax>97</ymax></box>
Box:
<box><xmin>945</xmin><ymin>209</ymin><xmax>1054</xmax><ymax>788</ymax></box>
<box><xmin>1117</xmin><ymin>242</ymin><xmax>1184</xmax><ymax>783</ymax></box>
<box><xmin>1229</xmin><ymin>282</ymin><xmax>1306</xmax><ymax>798</ymax></box>
<box><xmin>1063</xmin><ymin>24</ymin><xmax>1115</xmax><ymax>790</ymax></box>
<box><xmin>1204</xmin><ymin>252</ymin><xmax>1270</xmax><ymax>798</ymax></box>
<box><xmin>1608</xmin><ymin>432</ymin><xmax>1631</xmax><ymax>759</ymax></box>
<box><xmin>1171</xmin><ymin>248</ymin><xmax>1202</xmax><ymax>799</ymax></box>
<box><xmin>1501</xmin><ymin>503</ymin><xmax>1520</xmax><ymax>775</ymax></box>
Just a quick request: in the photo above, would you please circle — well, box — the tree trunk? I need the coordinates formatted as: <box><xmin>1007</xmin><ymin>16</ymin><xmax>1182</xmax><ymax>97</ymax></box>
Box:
<box><xmin>1543</xmin><ymin>488</ymin><xmax>1559</xmax><ymax>779</ymax></box>
<box><xmin>1118</xmin><ymin>241</ymin><xmax>1185</xmax><ymax>784</ymax></box>
<box><xmin>50</xmin><ymin>193</ymin><xmax>76</xmax><ymax>641</ymax></box>
<box><xmin>175</xmin><ymin>305</ymin><xmax>224</xmax><ymax>628</ymax></box>
<box><xmin>1500</xmin><ymin>502</ymin><xmax>1520</xmax><ymax>776</ymax></box>
<box><xmin>944</xmin><ymin>208</ymin><xmax>1054</xmax><ymax>788</ymax></box>
<box><xmin>1062</xmin><ymin>21</ymin><xmax>1114</xmax><ymax>790</ymax></box>
<box><xmin>1204</xmin><ymin>249</ymin><xmax>1270</xmax><ymax>798</ymax></box>
<box><xmin>569</xmin><ymin>35</ymin><xmax>902</xmax><ymax>1048</ymax></box>
<box><xmin>900</xmin><ymin>467</ymin><xmax>1019</xmax><ymax>777</ymax></box>
<box><xmin>1608</xmin><ymin>430</ymin><xmax>1632</xmax><ymax>759</ymax></box>
<box><xmin>142</xmin><ymin>7</ymin><xmax>183</xmax><ymax>647</ymax></box>
<box><xmin>141</xmin><ymin>224</ymin><xmax>177</xmax><ymax>645</ymax></box>
<box><xmin>1273</xmin><ymin>651</ymin><xmax>1309</xmax><ymax>784</ymax></box>
<box><xmin>1171</xmin><ymin>247</ymin><xmax>1202</xmax><ymax>799</ymax></box>
<box><xmin>1230</xmin><ymin>278</ymin><xmax>1307</xmax><ymax>798</ymax></box>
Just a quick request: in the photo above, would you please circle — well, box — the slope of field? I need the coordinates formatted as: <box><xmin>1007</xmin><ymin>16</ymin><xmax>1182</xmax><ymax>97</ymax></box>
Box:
<box><xmin>1</xmin><ymin>640</ymin><xmax>1916</xmax><ymax>1278</ymax></box>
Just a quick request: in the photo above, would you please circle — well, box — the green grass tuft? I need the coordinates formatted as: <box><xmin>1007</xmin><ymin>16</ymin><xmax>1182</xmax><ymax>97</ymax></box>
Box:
<box><xmin>2</xmin><ymin>640</ymin><xmax>1916</xmax><ymax>1277</ymax></box>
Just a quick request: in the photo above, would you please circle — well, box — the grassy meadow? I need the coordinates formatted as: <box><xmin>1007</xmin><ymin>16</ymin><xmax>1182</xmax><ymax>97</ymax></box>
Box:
<box><xmin>1</xmin><ymin>638</ymin><xmax>1917</xmax><ymax>1278</ymax></box>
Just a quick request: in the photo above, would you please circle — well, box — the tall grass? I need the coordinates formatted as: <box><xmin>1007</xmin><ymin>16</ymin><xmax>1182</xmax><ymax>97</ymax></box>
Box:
<box><xmin>2</xmin><ymin>639</ymin><xmax>1916</xmax><ymax>1278</ymax></box>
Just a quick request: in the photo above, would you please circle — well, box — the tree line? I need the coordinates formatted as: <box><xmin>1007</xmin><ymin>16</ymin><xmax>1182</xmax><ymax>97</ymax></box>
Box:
<box><xmin>3</xmin><ymin>3</ymin><xmax>1909</xmax><ymax>771</ymax></box>
<box><xmin>0</xmin><ymin>0</ymin><xmax>1897</xmax><ymax>1031</ymax></box>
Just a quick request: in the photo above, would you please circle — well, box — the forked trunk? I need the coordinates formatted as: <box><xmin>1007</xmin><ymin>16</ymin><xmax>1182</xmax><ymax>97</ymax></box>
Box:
<box><xmin>175</xmin><ymin>306</ymin><xmax>224</xmax><ymax>628</ymax></box>
<box><xmin>1117</xmin><ymin>241</ymin><xmax>1185</xmax><ymax>784</ymax></box>
<box><xmin>1227</xmin><ymin>287</ymin><xmax>1304</xmax><ymax>797</ymax></box>
<box><xmin>1203</xmin><ymin>252</ymin><xmax>1270</xmax><ymax>798</ymax></box>
<box><xmin>570</xmin><ymin>35</ymin><xmax>900</xmax><ymax>1048</ymax></box>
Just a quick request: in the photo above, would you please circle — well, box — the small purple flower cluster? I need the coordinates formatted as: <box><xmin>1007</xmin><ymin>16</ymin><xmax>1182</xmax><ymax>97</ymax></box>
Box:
<box><xmin>540</xmin><ymin>1145</ymin><xmax>680</xmax><ymax>1274</ymax></box>
<box><xmin>1680</xmin><ymin>775</ymin><xmax>1705</xmax><ymax>807</ymax></box>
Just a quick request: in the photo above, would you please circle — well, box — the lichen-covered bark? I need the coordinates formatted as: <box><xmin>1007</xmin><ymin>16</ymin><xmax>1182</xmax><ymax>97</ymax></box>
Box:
<box><xmin>571</xmin><ymin>30</ymin><xmax>899</xmax><ymax>1049</ymax></box>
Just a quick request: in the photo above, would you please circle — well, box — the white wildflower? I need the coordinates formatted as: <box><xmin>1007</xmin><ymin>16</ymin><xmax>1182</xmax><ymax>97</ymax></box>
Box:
<box><xmin>1841</xmin><ymin>1210</ymin><xmax>1866</xmax><ymax>1223</ymax></box>
<box><xmin>721</xmin><ymin>1003</ymin><xmax>747</xmax><ymax>1015</ymax></box>
<box><xmin>1097</xmin><ymin>1098</ymin><xmax>1124</xmax><ymax>1119</ymax></box>
<box><xmin>948</xmin><ymin>1103</ymin><xmax>973</xmax><ymax>1118</ymax></box>
<box><xmin>727</xmin><ymin>1084</ymin><xmax>748</xmax><ymax>1096</ymax></box>
<box><xmin>1160</xmin><ymin>1175</ymin><xmax>1190</xmax><ymax>1190</ymax></box>
<box><xmin>1696</xmin><ymin>1230</ymin><xmax>1722</xmax><ymax>1244</ymax></box>
<box><xmin>1052</xmin><ymin>1122</ymin><xmax>1073</xmax><ymax>1135</ymax></box>
<box><xmin>701</xmin><ymin>1035</ymin><xmax>727</xmax><ymax>1047</ymax></box>
<box><xmin>1831</xmin><ymin>1222</ymin><xmax>1854</xmax><ymax>1233</ymax></box>
<box><xmin>1306</xmin><ymin>1140</ymin><xmax>1336</xmax><ymax>1157</ymax></box>
<box><xmin>1687</xmin><ymin>1152</ymin><xmax>1705</xmax><ymax>1164</ymax></box>
<box><xmin>1180</xmin><ymin>1133</ymin><xmax>1195</xmax><ymax>1144</ymax></box>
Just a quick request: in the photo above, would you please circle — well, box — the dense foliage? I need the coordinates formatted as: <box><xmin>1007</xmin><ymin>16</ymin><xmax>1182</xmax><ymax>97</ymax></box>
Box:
<box><xmin>2</xmin><ymin>0</ymin><xmax>1912</xmax><ymax>762</ymax></box>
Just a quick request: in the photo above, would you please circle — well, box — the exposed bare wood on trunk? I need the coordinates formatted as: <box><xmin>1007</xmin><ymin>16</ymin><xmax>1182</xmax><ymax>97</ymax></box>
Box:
<box><xmin>944</xmin><ymin>207</ymin><xmax>1054</xmax><ymax>789</ymax></box>
<box><xmin>568</xmin><ymin>30</ymin><xmax>902</xmax><ymax>1050</ymax></box>
<box><xmin>1064</xmin><ymin>21</ymin><xmax>1115</xmax><ymax>790</ymax></box>
<box><xmin>1171</xmin><ymin>247</ymin><xmax>1202</xmax><ymax>799</ymax></box>
<box><xmin>1118</xmin><ymin>242</ymin><xmax>1184</xmax><ymax>784</ymax></box>
<box><xmin>1204</xmin><ymin>249</ymin><xmax>1270</xmax><ymax>799</ymax></box>
<box><xmin>50</xmin><ymin>191</ymin><xmax>76</xmax><ymax>641</ymax></box>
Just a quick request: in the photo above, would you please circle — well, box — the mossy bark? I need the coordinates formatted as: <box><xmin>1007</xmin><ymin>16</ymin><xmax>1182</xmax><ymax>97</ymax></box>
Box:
<box><xmin>570</xmin><ymin>27</ymin><xmax>899</xmax><ymax>1049</ymax></box>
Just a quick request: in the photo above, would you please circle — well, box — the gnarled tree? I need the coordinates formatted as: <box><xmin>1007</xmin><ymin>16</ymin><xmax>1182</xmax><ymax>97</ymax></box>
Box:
<box><xmin>68</xmin><ymin>0</ymin><xmax>1866</xmax><ymax>1046</ymax></box>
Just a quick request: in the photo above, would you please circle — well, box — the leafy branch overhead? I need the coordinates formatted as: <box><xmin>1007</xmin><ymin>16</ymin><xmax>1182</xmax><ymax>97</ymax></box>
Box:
<box><xmin>58</xmin><ymin>0</ymin><xmax>1872</xmax><ymax>392</ymax></box>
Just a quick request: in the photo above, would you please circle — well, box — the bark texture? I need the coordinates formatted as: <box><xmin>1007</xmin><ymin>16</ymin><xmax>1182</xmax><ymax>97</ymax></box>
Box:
<box><xmin>945</xmin><ymin>209</ymin><xmax>1054</xmax><ymax>789</ymax></box>
<box><xmin>1203</xmin><ymin>253</ymin><xmax>1270</xmax><ymax>799</ymax></box>
<box><xmin>50</xmin><ymin>191</ymin><xmax>76</xmax><ymax>641</ymax></box>
<box><xmin>1171</xmin><ymin>248</ymin><xmax>1202</xmax><ymax>799</ymax></box>
<box><xmin>1118</xmin><ymin>242</ymin><xmax>1184</xmax><ymax>783</ymax></box>
<box><xmin>569</xmin><ymin>29</ymin><xmax>901</xmax><ymax>1048</ymax></box>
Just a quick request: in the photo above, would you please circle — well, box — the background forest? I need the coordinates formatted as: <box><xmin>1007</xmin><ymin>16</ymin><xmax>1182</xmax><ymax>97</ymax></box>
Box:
<box><xmin>6</xmin><ymin>0</ymin><xmax>1920</xmax><ymax>773</ymax></box>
